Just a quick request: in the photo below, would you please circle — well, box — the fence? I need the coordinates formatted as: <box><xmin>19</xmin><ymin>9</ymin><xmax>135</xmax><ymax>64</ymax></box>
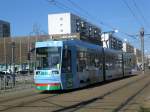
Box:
<box><xmin>0</xmin><ymin>75</ymin><xmax>13</xmax><ymax>89</ymax></box>
<box><xmin>0</xmin><ymin>73</ymin><xmax>34</xmax><ymax>94</ymax></box>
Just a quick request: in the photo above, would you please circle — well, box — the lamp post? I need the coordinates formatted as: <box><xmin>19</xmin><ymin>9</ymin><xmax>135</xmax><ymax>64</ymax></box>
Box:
<box><xmin>27</xmin><ymin>36</ymin><xmax>30</xmax><ymax>76</ymax></box>
<box><xmin>102</xmin><ymin>30</ymin><xmax>118</xmax><ymax>34</ymax></box>
<box><xmin>4</xmin><ymin>38</ymin><xmax>7</xmax><ymax>71</ymax></box>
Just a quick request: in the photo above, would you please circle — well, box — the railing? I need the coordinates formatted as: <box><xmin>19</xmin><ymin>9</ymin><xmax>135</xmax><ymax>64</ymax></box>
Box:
<box><xmin>0</xmin><ymin>73</ymin><xmax>34</xmax><ymax>94</ymax></box>
<box><xmin>0</xmin><ymin>75</ymin><xmax>13</xmax><ymax>90</ymax></box>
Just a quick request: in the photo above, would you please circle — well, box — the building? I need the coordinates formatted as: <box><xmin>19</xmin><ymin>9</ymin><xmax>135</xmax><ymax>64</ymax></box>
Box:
<box><xmin>122</xmin><ymin>42</ymin><xmax>134</xmax><ymax>53</ymax></box>
<box><xmin>48</xmin><ymin>12</ymin><xmax>101</xmax><ymax>38</ymax></box>
<box><xmin>146</xmin><ymin>55</ymin><xmax>150</xmax><ymax>68</ymax></box>
<box><xmin>0</xmin><ymin>35</ymin><xmax>50</xmax><ymax>72</ymax></box>
<box><xmin>134</xmin><ymin>48</ymin><xmax>142</xmax><ymax>66</ymax></box>
<box><xmin>101</xmin><ymin>33</ymin><xmax>123</xmax><ymax>50</ymax></box>
<box><xmin>0</xmin><ymin>20</ymin><xmax>10</xmax><ymax>38</ymax></box>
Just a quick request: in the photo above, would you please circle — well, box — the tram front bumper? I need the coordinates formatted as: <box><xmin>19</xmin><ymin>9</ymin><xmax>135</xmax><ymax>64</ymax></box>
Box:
<box><xmin>35</xmin><ymin>83</ymin><xmax>61</xmax><ymax>90</ymax></box>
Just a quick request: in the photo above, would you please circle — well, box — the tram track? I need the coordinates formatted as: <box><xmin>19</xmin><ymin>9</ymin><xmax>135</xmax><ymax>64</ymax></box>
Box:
<box><xmin>52</xmin><ymin>74</ymin><xmax>150</xmax><ymax>112</ymax></box>
<box><xmin>0</xmin><ymin>91</ymin><xmax>39</xmax><ymax>104</ymax></box>
<box><xmin>0</xmin><ymin>91</ymin><xmax>59</xmax><ymax>112</ymax></box>
<box><xmin>0</xmin><ymin>94</ymin><xmax>58</xmax><ymax>112</ymax></box>
<box><xmin>0</xmin><ymin>87</ymin><xmax>82</xmax><ymax>111</ymax></box>
<box><xmin>0</xmin><ymin>74</ymin><xmax>149</xmax><ymax>112</ymax></box>
<box><xmin>113</xmin><ymin>79</ymin><xmax>150</xmax><ymax>112</ymax></box>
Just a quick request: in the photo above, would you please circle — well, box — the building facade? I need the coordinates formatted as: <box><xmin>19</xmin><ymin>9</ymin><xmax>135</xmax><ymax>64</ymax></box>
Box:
<box><xmin>0</xmin><ymin>35</ymin><xmax>50</xmax><ymax>71</ymax></box>
<box><xmin>134</xmin><ymin>48</ymin><xmax>142</xmax><ymax>65</ymax></box>
<box><xmin>0</xmin><ymin>20</ymin><xmax>10</xmax><ymax>38</ymax></box>
<box><xmin>48</xmin><ymin>12</ymin><xmax>101</xmax><ymax>38</ymax></box>
<box><xmin>101</xmin><ymin>33</ymin><xmax>123</xmax><ymax>50</ymax></box>
<box><xmin>122</xmin><ymin>42</ymin><xmax>134</xmax><ymax>53</ymax></box>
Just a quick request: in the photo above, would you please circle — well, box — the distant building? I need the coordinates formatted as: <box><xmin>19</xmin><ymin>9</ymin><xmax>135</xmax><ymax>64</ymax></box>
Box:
<box><xmin>146</xmin><ymin>55</ymin><xmax>150</xmax><ymax>68</ymax></box>
<box><xmin>122</xmin><ymin>42</ymin><xmax>134</xmax><ymax>53</ymax></box>
<box><xmin>0</xmin><ymin>35</ymin><xmax>49</xmax><ymax>71</ymax></box>
<box><xmin>0</xmin><ymin>20</ymin><xmax>10</xmax><ymax>38</ymax></box>
<box><xmin>101</xmin><ymin>33</ymin><xmax>123</xmax><ymax>50</ymax></box>
<box><xmin>134</xmin><ymin>48</ymin><xmax>142</xmax><ymax>65</ymax></box>
<box><xmin>48</xmin><ymin>12</ymin><xmax>101</xmax><ymax>38</ymax></box>
<box><xmin>48</xmin><ymin>12</ymin><xmax>102</xmax><ymax>45</ymax></box>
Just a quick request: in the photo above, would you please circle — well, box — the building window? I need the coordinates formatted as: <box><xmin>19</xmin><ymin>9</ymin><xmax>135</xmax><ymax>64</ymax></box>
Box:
<box><xmin>60</xmin><ymin>29</ymin><xmax>63</xmax><ymax>32</ymax></box>
<box><xmin>60</xmin><ymin>17</ymin><xmax>63</xmax><ymax>21</ymax></box>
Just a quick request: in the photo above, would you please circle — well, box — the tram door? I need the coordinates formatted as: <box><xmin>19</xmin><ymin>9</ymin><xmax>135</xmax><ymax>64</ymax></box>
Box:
<box><xmin>61</xmin><ymin>46</ymin><xmax>73</xmax><ymax>89</ymax></box>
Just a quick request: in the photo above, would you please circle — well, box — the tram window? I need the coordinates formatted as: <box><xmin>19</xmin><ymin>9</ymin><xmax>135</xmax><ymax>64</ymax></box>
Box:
<box><xmin>77</xmin><ymin>60</ymin><xmax>86</xmax><ymax>72</ymax></box>
<box><xmin>62</xmin><ymin>49</ymin><xmax>71</xmax><ymax>73</ymax></box>
<box><xmin>77</xmin><ymin>51</ymin><xmax>87</xmax><ymax>72</ymax></box>
<box><xmin>99</xmin><ymin>64</ymin><xmax>103</xmax><ymax>70</ymax></box>
<box><xmin>36</xmin><ymin>47</ymin><xmax>61</xmax><ymax>70</ymax></box>
<box><xmin>94</xmin><ymin>58</ymin><xmax>99</xmax><ymax>67</ymax></box>
<box><xmin>129</xmin><ymin>58</ymin><xmax>131</xmax><ymax>62</ymax></box>
<box><xmin>105</xmin><ymin>65</ymin><xmax>108</xmax><ymax>70</ymax></box>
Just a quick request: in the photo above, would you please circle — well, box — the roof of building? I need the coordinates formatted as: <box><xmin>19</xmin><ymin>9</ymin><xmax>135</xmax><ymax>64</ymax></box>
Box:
<box><xmin>0</xmin><ymin>20</ymin><xmax>10</xmax><ymax>25</ymax></box>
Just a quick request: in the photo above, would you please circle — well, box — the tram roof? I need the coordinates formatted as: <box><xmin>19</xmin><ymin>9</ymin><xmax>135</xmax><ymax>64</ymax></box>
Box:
<box><xmin>104</xmin><ymin>47</ymin><xmax>123</xmax><ymax>55</ymax></box>
<box><xmin>36</xmin><ymin>39</ymin><xmax>103</xmax><ymax>50</ymax></box>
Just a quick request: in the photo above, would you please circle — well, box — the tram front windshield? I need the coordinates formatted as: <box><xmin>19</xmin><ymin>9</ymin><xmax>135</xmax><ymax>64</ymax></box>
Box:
<box><xmin>36</xmin><ymin>47</ymin><xmax>61</xmax><ymax>70</ymax></box>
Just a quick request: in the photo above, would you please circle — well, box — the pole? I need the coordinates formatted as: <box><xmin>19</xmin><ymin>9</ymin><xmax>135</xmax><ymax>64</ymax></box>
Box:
<box><xmin>140</xmin><ymin>27</ymin><xmax>144</xmax><ymax>74</ymax></box>
<box><xmin>28</xmin><ymin>35</ymin><xmax>30</xmax><ymax>76</ymax></box>
<box><xmin>11</xmin><ymin>41</ymin><xmax>16</xmax><ymax>86</ymax></box>
<box><xmin>4</xmin><ymin>38</ymin><xmax>6</xmax><ymax>71</ymax></box>
<box><xmin>19</xmin><ymin>39</ymin><xmax>22</xmax><ymax>71</ymax></box>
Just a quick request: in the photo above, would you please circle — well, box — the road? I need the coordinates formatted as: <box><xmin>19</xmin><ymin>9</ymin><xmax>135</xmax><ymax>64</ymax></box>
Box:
<box><xmin>0</xmin><ymin>72</ymin><xmax>150</xmax><ymax>112</ymax></box>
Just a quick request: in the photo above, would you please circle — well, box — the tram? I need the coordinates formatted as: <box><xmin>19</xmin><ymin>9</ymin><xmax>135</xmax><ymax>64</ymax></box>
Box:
<box><xmin>34</xmin><ymin>39</ymin><xmax>134</xmax><ymax>90</ymax></box>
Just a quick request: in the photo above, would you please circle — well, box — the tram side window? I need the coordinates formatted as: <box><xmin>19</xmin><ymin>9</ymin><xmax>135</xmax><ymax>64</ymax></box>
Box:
<box><xmin>90</xmin><ymin>53</ymin><xmax>95</xmax><ymax>66</ymax></box>
<box><xmin>77</xmin><ymin>51</ymin><xmax>86</xmax><ymax>72</ymax></box>
<box><xmin>109</xmin><ymin>55</ymin><xmax>114</xmax><ymax>69</ymax></box>
<box><xmin>62</xmin><ymin>49</ymin><xmax>72</xmax><ymax>73</ymax></box>
<box><xmin>87</xmin><ymin>51</ymin><xmax>101</xmax><ymax>70</ymax></box>
<box><xmin>95</xmin><ymin>53</ymin><xmax>103</xmax><ymax>68</ymax></box>
<box><xmin>105</xmin><ymin>55</ymin><xmax>109</xmax><ymax>70</ymax></box>
<box><xmin>105</xmin><ymin>55</ymin><xmax>113</xmax><ymax>70</ymax></box>
<box><xmin>115</xmin><ymin>54</ymin><xmax>122</xmax><ymax>68</ymax></box>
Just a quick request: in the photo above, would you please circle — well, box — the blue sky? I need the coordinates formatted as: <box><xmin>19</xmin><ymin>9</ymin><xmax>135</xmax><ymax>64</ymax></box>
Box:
<box><xmin>0</xmin><ymin>0</ymin><xmax>150</xmax><ymax>53</ymax></box>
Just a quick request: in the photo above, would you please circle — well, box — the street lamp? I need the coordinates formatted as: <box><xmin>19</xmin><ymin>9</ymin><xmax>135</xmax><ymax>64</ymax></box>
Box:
<box><xmin>124</xmin><ymin>38</ymin><xmax>127</xmax><ymax>42</ymax></box>
<box><xmin>114</xmin><ymin>29</ymin><xmax>118</xmax><ymax>33</ymax></box>
<box><xmin>101</xmin><ymin>29</ymin><xmax>118</xmax><ymax>35</ymax></box>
